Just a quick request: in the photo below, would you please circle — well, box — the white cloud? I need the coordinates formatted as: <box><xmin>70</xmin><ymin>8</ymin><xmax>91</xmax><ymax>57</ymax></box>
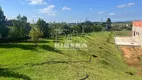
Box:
<box><xmin>27</xmin><ymin>0</ymin><xmax>47</xmax><ymax>5</ymax></box>
<box><xmin>108</xmin><ymin>13</ymin><xmax>115</xmax><ymax>16</ymax></box>
<box><xmin>117</xmin><ymin>4</ymin><xmax>126</xmax><ymax>8</ymax></box>
<box><xmin>128</xmin><ymin>3</ymin><xmax>135</xmax><ymax>6</ymax></box>
<box><xmin>117</xmin><ymin>2</ymin><xmax>135</xmax><ymax>8</ymax></box>
<box><xmin>98</xmin><ymin>11</ymin><xmax>105</xmax><ymax>15</ymax></box>
<box><xmin>20</xmin><ymin>0</ymin><xmax>25</xmax><ymax>4</ymax></box>
<box><xmin>39</xmin><ymin>5</ymin><xmax>56</xmax><ymax>16</ymax></box>
<box><xmin>62</xmin><ymin>6</ymin><xmax>72</xmax><ymax>10</ymax></box>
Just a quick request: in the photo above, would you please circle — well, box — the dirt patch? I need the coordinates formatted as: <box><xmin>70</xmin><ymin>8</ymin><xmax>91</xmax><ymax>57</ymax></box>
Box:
<box><xmin>120</xmin><ymin>46</ymin><xmax>142</xmax><ymax>75</ymax></box>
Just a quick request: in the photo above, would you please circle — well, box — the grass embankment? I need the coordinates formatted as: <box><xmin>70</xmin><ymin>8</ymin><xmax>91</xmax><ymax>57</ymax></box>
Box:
<box><xmin>114</xmin><ymin>31</ymin><xmax>132</xmax><ymax>37</ymax></box>
<box><xmin>0</xmin><ymin>31</ymin><xmax>142</xmax><ymax>80</ymax></box>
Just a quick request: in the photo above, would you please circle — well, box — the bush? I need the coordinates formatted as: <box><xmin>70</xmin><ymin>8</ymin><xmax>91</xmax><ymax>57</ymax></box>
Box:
<box><xmin>93</xmin><ymin>25</ymin><xmax>102</xmax><ymax>32</ymax></box>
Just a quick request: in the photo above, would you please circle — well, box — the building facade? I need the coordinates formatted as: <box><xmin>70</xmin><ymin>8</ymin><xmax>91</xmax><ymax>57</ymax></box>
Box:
<box><xmin>133</xmin><ymin>21</ymin><xmax>142</xmax><ymax>42</ymax></box>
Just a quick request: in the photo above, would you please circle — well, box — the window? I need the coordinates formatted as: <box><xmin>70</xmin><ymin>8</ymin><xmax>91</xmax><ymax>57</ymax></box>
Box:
<box><xmin>134</xmin><ymin>31</ymin><xmax>135</xmax><ymax>36</ymax></box>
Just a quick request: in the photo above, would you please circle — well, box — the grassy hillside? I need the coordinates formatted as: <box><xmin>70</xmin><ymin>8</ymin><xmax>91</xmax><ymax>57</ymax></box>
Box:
<box><xmin>0</xmin><ymin>31</ymin><xmax>142</xmax><ymax>80</ymax></box>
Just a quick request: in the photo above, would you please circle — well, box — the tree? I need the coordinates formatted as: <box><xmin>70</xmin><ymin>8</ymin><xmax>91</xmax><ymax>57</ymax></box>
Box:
<box><xmin>93</xmin><ymin>25</ymin><xmax>102</xmax><ymax>32</ymax></box>
<box><xmin>16</xmin><ymin>15</ymin><xmax>30</xmax><ymax>37</ymax></box>
<box><xmin>72</xmin><ymin>25</ymin><xmax>81</xmax><ymax>33</ymax></box>
<box><xmin>48</xmin><ymin>22</ymin><xmax>66</xmax><ymax>38</ymax></box>
<box><xmin>106</xmin><ymin>18</ymin><xmax>112</xmax><ymax>31</ymax></box>
<box><xmin>29</xmin><ymin>27</ymin><xmax>43</xmax><ymax>46</ymax></box>
<box><xmin>61</xmin><ymin>22</ymin><xmax>71</xmax><ymax>34</ymax></box>
<box><xmin>36</xmin><ymin>18</ymin><xmax>49</xmax><ymax>38</ymax></box>
<box><xmin>0</xmin><ymin>6</ymin><xmax>9</xmax><ymax>38</ymax></box>
<box><xmin>101</xmin><ymin>22</ymin><xmax>106</xmax><ymax>27</ymax></box>
<box><xmin>9</xmin><ymin>15</ymin><xmax>30</xmax><ymax>38</ymax></box>
<box><xmin>82</xmin><ymin>21</ymin><xmax>93</xmax><ymax>33</ymax></box>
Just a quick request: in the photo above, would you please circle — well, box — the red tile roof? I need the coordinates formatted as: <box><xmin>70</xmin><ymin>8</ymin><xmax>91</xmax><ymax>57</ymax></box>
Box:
<box><xmin>133</xmin><ymin>21</ymin><xmax>142</xmax><ymax>27</ymax></box>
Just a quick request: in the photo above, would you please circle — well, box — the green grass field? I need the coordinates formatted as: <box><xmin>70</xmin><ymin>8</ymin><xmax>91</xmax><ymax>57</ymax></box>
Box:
<box><xmin>114</xmin><ymin>31</ymin><xmax>132</xmax><ymax>37</ymax></box>
<box><xmin>0</xmin><ymin>31</ymin><xmax>142</xmax><ymax>80</ymax></box>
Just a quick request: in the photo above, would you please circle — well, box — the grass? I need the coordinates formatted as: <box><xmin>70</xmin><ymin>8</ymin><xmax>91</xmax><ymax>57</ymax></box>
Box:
<box><xmin>114</xmin><ymin>31</ymin><xmax>132</xmax><ymax>37</ymax></box>
<box><xmin>0</xmin><ymin>31</ymin><xmax>142</xmax><ymax>80</ymax></box>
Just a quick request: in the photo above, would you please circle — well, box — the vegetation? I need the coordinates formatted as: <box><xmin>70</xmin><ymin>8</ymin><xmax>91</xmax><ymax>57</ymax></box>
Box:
<box><xmin>0</xmin><ymin>32</ymin><xmax>142</xmax><ymax>80</ymax></box>
<box><xmin>0</xmin><ymin>6</ymin><xmax>9</xmax><ymax>38</ymax></box>
<box><xmin>36</xmin><ymin>19</ymin><xmax>49</xmax><ymax>38</ymax></box>
<box><xmin>114</xmin><ymin>31</ymin><xmax>132</xmax><ymax>36</ymax></box>
<box><xmin>112</xmin><ymin>22</ymin><xmax>132</xmax><ymax>31</ymax></box>
<box><xmin>9</xmin><ymin>15</ymin><xmax>30</xmax><ymax>38</ymax></box>
<box><xmin>106</xmin><ymin>18</ymin><xmax>112</xmax><ymax>31</ymax></box>
<box><xmin>29</xmin><ymin>27</ymin><xmax>43</xmax><ymax>46</ymax></box>
<box><xmin>0</xmin><ymin>6</ymin><xmax>132</xmax><ymax>43</ymax></box>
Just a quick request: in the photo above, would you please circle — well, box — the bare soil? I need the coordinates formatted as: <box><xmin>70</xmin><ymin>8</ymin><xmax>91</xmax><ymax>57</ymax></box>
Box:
<box><xmin>120</xmin><ymin>46</ymin><xmax>142</xmax><ymax>75</ymax></box>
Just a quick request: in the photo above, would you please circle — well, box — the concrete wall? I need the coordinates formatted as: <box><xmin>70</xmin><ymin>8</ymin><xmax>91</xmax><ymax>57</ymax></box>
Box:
<box><xmin>132</xmin><ymin>27</ymin><xmax>142</xmax><ymax>36</ymax></box>
<box><xmin>132</xmin><ymin>21</ymin><xmax>142</xmax><ymax>43</ymax></box>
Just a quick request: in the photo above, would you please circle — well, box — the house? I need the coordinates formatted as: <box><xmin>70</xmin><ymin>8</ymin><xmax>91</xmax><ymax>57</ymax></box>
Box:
<box><xmin>132</xmin><ymin>21</ymin><xmax>142</xmax><ymax>42</ymax></box>
<box><xmin>114</xmin><ymin>21</ymin><xmax>142</xmax><ymax>47</ymax></box>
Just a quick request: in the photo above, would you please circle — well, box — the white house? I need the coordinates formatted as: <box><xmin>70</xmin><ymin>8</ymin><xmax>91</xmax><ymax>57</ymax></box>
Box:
<box><xmin>132</xmin><ymin>21</ymin><xmax>142</xmax><ymax>43</ymax></box>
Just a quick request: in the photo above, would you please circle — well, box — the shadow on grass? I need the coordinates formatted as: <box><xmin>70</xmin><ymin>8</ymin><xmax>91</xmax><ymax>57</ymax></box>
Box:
<box><xmin>32</xmin><ymin>60</ymin><xmax>89</xmax><ymax>66</ymax></box>
<box><xmin>0</xmin><ymin>68</ymin><xmax>31</xmax><ymax>80</ymax></box>
<box><xmin>19</xmin><ymin>40</ymin><xmax>50</xmax><ymax>43</ymax></box>
<box><xmin>0</xmin><ymin>44</ymin><xmax>37</xmax><ymax>51</ymax></box>
<box><xmin>0</xmin><ymin>43</ymin><xmax>63</xmax><ymax>54</ymax></box>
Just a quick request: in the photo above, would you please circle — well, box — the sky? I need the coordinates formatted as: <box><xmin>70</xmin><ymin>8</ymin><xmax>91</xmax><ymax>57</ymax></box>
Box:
<box><xmin>0</xmin><ymin>0</ymin><xmax>142</xmax><ymax>23</ymax></box>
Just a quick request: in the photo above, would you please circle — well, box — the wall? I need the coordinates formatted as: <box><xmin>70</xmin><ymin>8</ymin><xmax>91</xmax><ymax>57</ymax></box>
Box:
<box><xmin>132</xmin><ymin>21</ymin><xmax>142</xmax><ymax>43</ymax></box>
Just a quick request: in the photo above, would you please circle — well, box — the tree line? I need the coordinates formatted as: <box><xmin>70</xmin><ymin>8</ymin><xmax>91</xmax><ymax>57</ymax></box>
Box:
<box><xmin>0</xmin><ymin>6</ymin><xmax>131</xmax><ymax>43</ymax></box>
<box><xmin>0</xmin><ymin>6</ymin><xmax>105</xmax><ymax>42</ymax></box>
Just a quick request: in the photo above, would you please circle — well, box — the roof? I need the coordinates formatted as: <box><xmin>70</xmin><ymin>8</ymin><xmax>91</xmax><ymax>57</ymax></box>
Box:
<box><xmin>133</xmin><ymin>21</ymin><xmax>142</xmax><ymax>27</ymax></box>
